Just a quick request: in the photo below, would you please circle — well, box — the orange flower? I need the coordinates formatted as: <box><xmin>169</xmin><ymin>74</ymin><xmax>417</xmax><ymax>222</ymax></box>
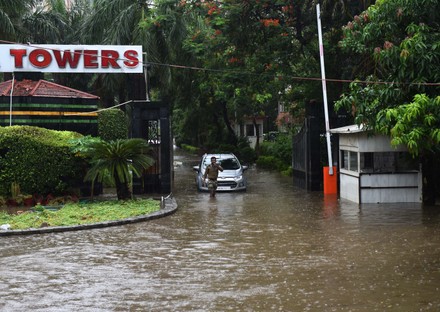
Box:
<box><xmin>261</xmin><ymin>19</ymin><xmax>280</xmax><ymax>27</ymax></box>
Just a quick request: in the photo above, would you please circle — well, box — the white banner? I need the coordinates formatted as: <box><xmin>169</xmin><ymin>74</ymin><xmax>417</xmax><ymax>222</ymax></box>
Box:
<box><xmin>0</xmin><ymin>44</ymin><xmax>143</xmax><ymax>73</ymax></box>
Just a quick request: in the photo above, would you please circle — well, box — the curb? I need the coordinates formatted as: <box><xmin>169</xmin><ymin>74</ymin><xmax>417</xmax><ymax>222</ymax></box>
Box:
<box><xmin>0</xmin><ymin>194</ymin><xmax>178</xmax><ymax>237</ymax></box>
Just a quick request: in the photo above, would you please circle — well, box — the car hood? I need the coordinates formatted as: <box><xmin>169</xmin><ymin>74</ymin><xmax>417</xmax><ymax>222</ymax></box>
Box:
<box><xmin>218</xmin><ymin>169</ymin><xmax>243</xmax><ymax>177</ymax></box>
<box><xmin>201</xmin><ymin>168</ymin><xmax>242</xmax><ymax>177</ymax></box>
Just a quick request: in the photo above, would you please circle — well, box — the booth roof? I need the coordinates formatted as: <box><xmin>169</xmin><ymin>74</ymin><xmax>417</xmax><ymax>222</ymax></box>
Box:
<box><xmin>330</xmin><ymin>124</ymin><xmax>365</xmax><ymax>134</ymax></box>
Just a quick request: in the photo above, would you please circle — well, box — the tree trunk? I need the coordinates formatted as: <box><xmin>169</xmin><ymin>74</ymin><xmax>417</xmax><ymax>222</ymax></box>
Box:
<box><xmin>115</xmin><ymin>174</ymin><xmax>132</xmax><ymax>200</ymax></box>
<box><xmin>219</xmin><ymin>100</ymin><xmax>237</xmax><ymax>146</ymax></box>
<box><xmin>253</xmin><ymin>117</ymin><xmax>260</xmax><ymax>156</ymax></box>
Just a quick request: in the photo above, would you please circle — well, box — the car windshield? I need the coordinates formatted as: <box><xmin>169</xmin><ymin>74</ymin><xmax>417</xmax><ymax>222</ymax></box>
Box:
<box><xmin>203</xmin><ymin>156</ymin><xmax>240</xmax><ymax>170</ymax></box>
<box><xmin>219</xmin><ymin>158</ymin><xmax>240</xmax><ymax>170</ymax></box>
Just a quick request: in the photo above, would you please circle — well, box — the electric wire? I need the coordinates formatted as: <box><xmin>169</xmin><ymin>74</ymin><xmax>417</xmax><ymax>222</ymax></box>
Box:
<box><xmin>1</xmin><ymin>39</ymin><xmax>439</xmax><ymax>87</ymax></box>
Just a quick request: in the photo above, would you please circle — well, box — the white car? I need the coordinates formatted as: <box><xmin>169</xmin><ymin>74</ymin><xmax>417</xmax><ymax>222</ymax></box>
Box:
<box><xmin>193</xmin><ymin>153</ymin><xmax>248</xmax><ymax>192</ymax></box>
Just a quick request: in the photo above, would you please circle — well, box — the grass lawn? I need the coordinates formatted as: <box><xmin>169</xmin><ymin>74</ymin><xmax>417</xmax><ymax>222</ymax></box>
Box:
<box><xmin>0</xmin><ymin>199</ymin><xmax>160</xmax><ymax>230</ymax></box>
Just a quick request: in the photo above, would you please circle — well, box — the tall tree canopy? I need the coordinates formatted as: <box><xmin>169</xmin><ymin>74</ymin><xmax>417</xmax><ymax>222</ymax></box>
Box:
<box><xmin>335</xmin><ymin>0</ymin><xmax>440</xmax><ymax>156</ymax></box>
<box><xmin>335</xmin><ymin>0</ymin><xmax>440</xmax><ymax>203</ymax></box>
<box><xmin>172</xmin><ymin>0</ymin><xmax>373</xmax><ymax>148</ymax></box>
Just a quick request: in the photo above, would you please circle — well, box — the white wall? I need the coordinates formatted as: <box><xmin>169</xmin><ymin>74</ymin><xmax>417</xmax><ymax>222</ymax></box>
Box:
<box><xmin>340</xmin><ymin>173</ymin><xmax>360</xmax><ymax>203</ymax></box>
<box><xmin>360</xmin><ymin>173</ymin><xmax>422</xmax><ymax>203</ymax></box>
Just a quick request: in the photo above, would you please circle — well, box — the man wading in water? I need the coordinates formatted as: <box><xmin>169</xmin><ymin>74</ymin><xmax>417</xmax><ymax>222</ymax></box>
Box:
<box><xmin>203</xmin><ymin>156</ymin><xmax>224</xmax><ymax>197</ymax></box>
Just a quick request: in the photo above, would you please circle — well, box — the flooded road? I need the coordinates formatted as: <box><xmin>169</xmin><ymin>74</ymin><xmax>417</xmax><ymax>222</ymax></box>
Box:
<box><xmin>1</xmin><ymin>148</ymin><xmax>440</xmax><ymax>311</ymax></box>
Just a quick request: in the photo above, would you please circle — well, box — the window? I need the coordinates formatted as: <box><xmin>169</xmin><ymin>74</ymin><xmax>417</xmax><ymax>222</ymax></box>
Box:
<box><xmin>341</xmin><ymin>150</ymin><xmax>358</xmax><ymax>172</ymax></box>
<box><xmin>239</xmin><ymin>124</ymin><xmax>244</xmax><ymax>137</ymax></box>
<box><xmin>359</xmin><ymin>151</ymin><xmax>418</xmax><ymax>173</ymax></box>
<box><xmin>341</xmin><ymin>150</ymin><xmax>348</xmax><ymax>170</ymax></box>
<box><xmin>360</xmin><ymin>152</ymin><xmax>374</xmax><ymax>172</ymax></box>
<box><xmin>349</xmin><ymin>152</ymin><xmax>358</xmax><ymax>172</ymax></box>
<box><xmin>246</xmin><ymin>124</ymin><xmax>255</xmax><ymax>136</ymax></box>
<box><xmin>396</xmin><ymin>152</ymin><xmax>418</xmax><ymax>171</ymax></box>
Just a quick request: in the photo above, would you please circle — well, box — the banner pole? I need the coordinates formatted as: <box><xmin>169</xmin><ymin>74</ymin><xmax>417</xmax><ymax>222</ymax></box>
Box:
<box><xmin>9</xmin><ymin>72</ymin><xmax>15</xmax><ymax>126</ymax></box>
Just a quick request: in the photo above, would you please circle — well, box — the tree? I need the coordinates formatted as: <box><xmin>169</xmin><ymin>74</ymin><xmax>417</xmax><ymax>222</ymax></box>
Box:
<box><xmin>78</xmin><ymin>0</ymin><xmax>192</xmax><ymax>106</ymax></box>
<box><xmin>172</xmin><ymin>0</ymin><xmax>377</xmax><ymax>150</ymax></box>
<box><xmin>335</xmin><ymin>0</ymin><xmax>440</xmax><ymax>203</ymax></box>
<box><xmin>82</xmin><ymin>139</ymin><xmax>155</xmax><ymax>200</ymax></box>
<box><xmin>0</xmin><ymin>0</ymin><xmax>34</xmax><ymax>41</ymax></box>
<box><xmin>335</xmin><ymin>0</ymin><xmax>439</xmax><ymax>128</ymax></box>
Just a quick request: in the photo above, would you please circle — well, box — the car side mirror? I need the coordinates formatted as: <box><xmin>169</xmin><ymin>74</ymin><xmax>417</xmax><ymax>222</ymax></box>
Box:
<box><xmin>193</xmin><ymin>165</ymin><xmax>199</xmax><ymax>172</ymax></box>
<box><xmin>242</xmin><ymin>165</ymin><xmax>248</xmax><ymax>171</ymax></box>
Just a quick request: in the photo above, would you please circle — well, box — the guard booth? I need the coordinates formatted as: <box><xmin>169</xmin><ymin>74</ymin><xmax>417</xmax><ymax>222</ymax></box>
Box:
<box><xmin>129</xmin><ymin>100</ymin><xmax>173</xmax><ymax>195</ymax></box>
<box><xmin>330</xmin><ymin>124</ymin><xmax>422</xmax><ymax>203</ymax></box>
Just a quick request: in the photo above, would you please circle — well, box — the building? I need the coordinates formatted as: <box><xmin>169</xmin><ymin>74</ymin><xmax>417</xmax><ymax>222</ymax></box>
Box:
<box><xmin>0</xmin><ymin>79</ymin><xmax>99</xmax><ymax>135</ymax></box>
<box><xmin>330</xmin><ymin>124</ymin><xmax>422</xmax><ymax>203</ymax></box>
<box><xmin>233</xmin><ymin>116</ymin><xmax>265</xmax><ymax>149</ymax></box>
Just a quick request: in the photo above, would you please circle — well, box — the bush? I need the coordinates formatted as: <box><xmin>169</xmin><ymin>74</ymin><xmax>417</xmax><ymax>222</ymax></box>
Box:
<box><xmin>257</xmin><ymin>133</ymin><xmax>292</xmax><ymax>174</ymax></box>
<box><xmin>0</xmin><ymin>126</ymin><xmax>84</xmax><ymax>196</ymax></box>
<box><xmin>98</xmin><ymin>109</ymin><xmax>128</xmax><ymax>141</ymax></box>
<box><xmin>181</xmin><ymin>144</ymin><xmax>199</xmax><ymax>154</ymax></box>
<box><xmin>256</xmin><ymin>156</ymin><xmax>282</xmax><ymax>170</ymax></box>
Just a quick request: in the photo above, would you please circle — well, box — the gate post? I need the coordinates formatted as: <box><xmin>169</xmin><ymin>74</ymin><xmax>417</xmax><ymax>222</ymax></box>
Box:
<box><xmin>129</xmin><ymin>101</ymin><xmax>173</xmax><ymax>195</ymax></box>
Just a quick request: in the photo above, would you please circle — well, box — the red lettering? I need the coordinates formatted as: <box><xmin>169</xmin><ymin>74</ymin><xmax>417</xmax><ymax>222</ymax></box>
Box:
<box><xmin>83</xmin><ymin>50</ymin><xmax>98</xmax><ymax>68</ymax></box>
<box><xmin>101</xmin><ymin>50</ymin><xmax>120</xmax><ymax>69</ymax></box>
<box><xmin>53</xmin><ymin>49</ymin><xmax>81</xmax><ymax>68</ymax></box>
<box><xmin>123</xmin><ymin>50</ymin><xmax>140</xmax><ymax>68</ymax></box>
<box><xmin>29</xmin><ymin>49</ymin><xmax>52</xmax><ymax>68</ymax></box>
<box><xmin>10</xmin><ymin>49</ymin><xmax>27</xmax><ymax>68</ymax></box>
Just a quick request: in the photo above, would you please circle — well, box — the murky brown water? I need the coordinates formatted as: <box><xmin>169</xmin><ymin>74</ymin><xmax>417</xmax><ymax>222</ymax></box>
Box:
<box><xmin>1</xmin><ymin>148</ymin><xmax>440</xmax><ymax>311</ymax></box>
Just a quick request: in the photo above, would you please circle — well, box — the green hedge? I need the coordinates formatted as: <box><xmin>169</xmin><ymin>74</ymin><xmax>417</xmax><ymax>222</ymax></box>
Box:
<box><xmin>98</xmin><ymin>109</ymin><xmax>128</xmax><ymax>141</ymax></box>
<box><xmin>0</xmin><ymin>126</ymin><xmax>84</xmax><ymax>196</ymax></box>
<box><xmin>257</xmin><ymin>133</ymin><xmax>292</xmax><ymax>175</ymax></box>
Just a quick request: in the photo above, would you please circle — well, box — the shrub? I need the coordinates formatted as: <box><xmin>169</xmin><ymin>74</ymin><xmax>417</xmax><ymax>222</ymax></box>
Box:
<box><xmin>257</xmin><ymin>133</ymin><xmax>292</xmax><ymax>174</ymax></box>
<box><xmin>181</xmin><ymin>144</ymin><xmax>199</xmax><ymax>154</ymax></box>
<box><xmin>98</xmin><ymin>109</ymin><xmax>128</xmax><ymax>141</ymax></box>
<box><xmin>256</xmin><ymin>156</ymin><xmax>281</xmax><ymax>170</ymax></box>
<box><xmin>0</xmin><ymin>126</ymin><xmax>84</xmax><ymax>196</ymax></box>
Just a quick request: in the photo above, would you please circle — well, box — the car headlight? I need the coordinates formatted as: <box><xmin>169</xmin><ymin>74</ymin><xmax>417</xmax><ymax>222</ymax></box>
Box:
<box><xmin>234</xmin><ymin>175</ymin><xmax>243</xmax><ymax>181</ymax></box>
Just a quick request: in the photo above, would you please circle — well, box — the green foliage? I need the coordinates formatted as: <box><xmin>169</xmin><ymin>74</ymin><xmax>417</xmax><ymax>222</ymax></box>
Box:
<box><xmin>256</xmin><ymin>156</ymin><xmax>281</xmax><ymax>170</ymax></box>
<box><xmin>378</xmin><ymin>94</ymin><xmax>440</xmax><ymax>156</ymax></box>
<box><xmin>258</xmin><ymin>133</ymin><xmax>292</xmax><ymax>174</ymax></box>
<box><xmin>81</xmin><ymin>139</ymin><xmax>155</xmax><ymax>200</ymax></box>
<box><xmin>0</xmin><ymin>198</ymin><xmax>160</xmax><ymax>230</ymax></box>
<box><xmin>256</xmin><ymin>155</ymin><xmax>291</xmax><ymax>174</ymax></box>
<box><xmin>235</xmin><ymin>146</ymin><xmax>257</xmax><ymax>166</ymax></box>
<box><xmin>181</xmin><ymin>144</ymin><xmax>199</xmax><ymax>154</ymax></box>
<box><xmin>260</xmin><ymin>133</ymin><xmax>292</xmax><ymax>165</ymax></box>
<box><xmin>0</xmin><ymin>126</ymin><xmax>83</xmax><ymax>196</ymax></box>
<box><xmin>336</xmin><ymin>0</ymin><xmax>440</xmax><ymax>145</ymax></box>
<box><xmin>208</xmin><ymin>138</ymin><xmax>257</xmax><ymax>165</ymax></box>
<box><xmin>98</xmin><ymin>109</ymin><xmax>128</xmax><ymax>141</ymax></box>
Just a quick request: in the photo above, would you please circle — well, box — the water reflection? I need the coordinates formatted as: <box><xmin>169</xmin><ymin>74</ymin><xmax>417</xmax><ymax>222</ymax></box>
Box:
<box><xmin>0</xmin><ymin>148</ymin><xmax>439</xmax><ymax>311</ymax></box>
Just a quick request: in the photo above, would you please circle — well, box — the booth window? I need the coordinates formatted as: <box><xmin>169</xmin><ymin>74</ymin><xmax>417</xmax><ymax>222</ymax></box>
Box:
<box><xmin>341</xmin><ymin>150</ymin><xmax>358</xmax><ymax>172</ymax></box>
<box><xmin>360</xmin><ymin>151</ymin><xmax>417</xmax><ymax>173</ymax></box>
<box><xmin>360</xmin><ymin>152</ymin><xmax>374</xmax><ymax>172</ymax></box>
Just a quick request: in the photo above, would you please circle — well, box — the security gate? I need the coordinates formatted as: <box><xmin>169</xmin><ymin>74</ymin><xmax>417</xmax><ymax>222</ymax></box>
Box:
<box><xmin>130</xmin><ymin>101</ymin><xmax>173</xmax><ymax>194</ymax></box>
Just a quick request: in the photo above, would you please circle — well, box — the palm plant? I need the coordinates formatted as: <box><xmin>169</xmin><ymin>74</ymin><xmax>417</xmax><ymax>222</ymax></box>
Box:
<box><xmin>0</xmin><ymin>0</ymin><xmax>34</xmax><ymax>41</ymax></box>
<box><xmin>78</xmin><ymin>0</ymin><xmax>192</xmax><ymax>104</ymax></box>
<box><xmin>82</xmin><ymin>138</ymin><xmax>155</xmax><ymax>200</ymax></box>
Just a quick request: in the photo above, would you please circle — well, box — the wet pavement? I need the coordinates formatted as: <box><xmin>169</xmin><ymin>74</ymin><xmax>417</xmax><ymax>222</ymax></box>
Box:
<box><xmin>0</xmin><ymin>148</ymin><xmax>439</xmax><ymax>311</ymax></box>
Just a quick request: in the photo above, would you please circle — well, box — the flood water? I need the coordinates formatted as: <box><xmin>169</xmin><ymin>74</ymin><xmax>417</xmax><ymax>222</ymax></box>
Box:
<box><xmin>1</xmin><ymin>148</ymin><xmax>440</xmax><ymax>311</ymax></box>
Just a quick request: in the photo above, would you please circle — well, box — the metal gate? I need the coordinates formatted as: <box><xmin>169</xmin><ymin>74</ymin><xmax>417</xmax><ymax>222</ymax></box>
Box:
<box><xmin>292</xmin><ymin>116</ymin><xmax>323</xmax><ymax>191</ymax></box>
<box><xmin>130</xmin><ymin>101</ymin><xmax>173</xmax><ymax>195</ymax></box>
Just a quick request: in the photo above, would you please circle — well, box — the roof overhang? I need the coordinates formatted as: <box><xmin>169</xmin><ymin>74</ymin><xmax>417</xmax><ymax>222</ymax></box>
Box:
<box><xmin>330</xmin><ymin>124</ymin><xmax>365</xmax><ymax>134</ymax></box>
